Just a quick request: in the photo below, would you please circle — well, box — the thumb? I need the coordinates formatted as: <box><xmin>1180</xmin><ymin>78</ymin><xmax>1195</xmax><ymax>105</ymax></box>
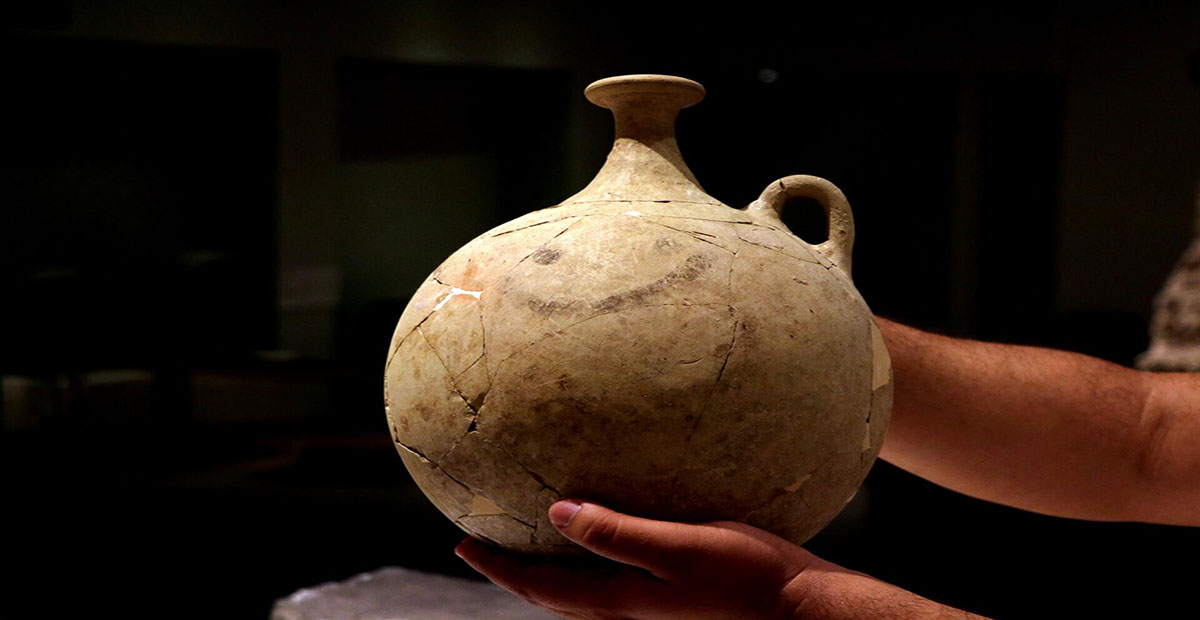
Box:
<box><xmin>548</xmin><ymin>500</ymin><xmax>715</xmax><ymax>577</ymax></box>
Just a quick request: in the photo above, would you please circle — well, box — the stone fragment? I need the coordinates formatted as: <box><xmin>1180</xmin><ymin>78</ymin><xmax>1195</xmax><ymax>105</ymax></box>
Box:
<box><xmin>270</xmin><ymin>566</ymin><xmax>558</xmax><ymax>620</ymax></box>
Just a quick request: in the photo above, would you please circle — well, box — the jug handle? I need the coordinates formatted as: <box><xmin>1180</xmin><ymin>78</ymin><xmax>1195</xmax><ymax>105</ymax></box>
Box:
<box><xmin>747</xmin><ymin>175</ymin><xmax>855</xmax><ymax>275</ymax></box>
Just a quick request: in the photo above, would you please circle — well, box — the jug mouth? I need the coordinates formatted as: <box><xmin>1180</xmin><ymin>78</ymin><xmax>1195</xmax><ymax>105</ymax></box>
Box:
<box><xmin>585</xmin><ymin>74</ymin><xmax>705</xmax><ymax>110</ymax></box>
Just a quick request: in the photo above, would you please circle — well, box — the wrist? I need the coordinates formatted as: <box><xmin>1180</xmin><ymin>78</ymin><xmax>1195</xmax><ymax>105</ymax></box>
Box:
<box><xmin>771</xmin><ymin>557</ymin><xmax>837</xmax><ymax>619</ymax></box>
<box><xmin>775</xmin><ymin>560</ymin><xmax>988</xmax><ymax>620</ymax></box>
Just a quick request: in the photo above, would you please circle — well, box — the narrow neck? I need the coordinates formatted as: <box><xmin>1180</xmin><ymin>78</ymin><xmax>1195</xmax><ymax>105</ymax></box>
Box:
<box><xmin>565</xmin><ymin>79</ymin><xmax>715</xmax><ymax>204</ymax></box>
<box><xmin>613</xmin><ymin>102</ymin><xmax>680</xmax><ymax>143</ymax></box>
<box><xmin>603</xmin><ymin>97</ymin><xmax>702</xmax><ymax>188</ymax></box>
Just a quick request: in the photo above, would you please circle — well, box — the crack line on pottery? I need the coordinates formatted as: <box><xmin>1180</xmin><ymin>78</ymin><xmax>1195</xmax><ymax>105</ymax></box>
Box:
<box><xmin>435</xmin><ymin>435</ymin><xmax>540</xmax><ymax>530</ymax></box>
<box><xmin>488</xmin><ymin>213</ymin><xmax>574</xmax><ymax>237</ymax></box>
<box><xmin>459</xmin><ymin>509</ymin><xmax>538</xmax><ymax>532</ymax></box>
<box><xmin>383</xmin><ymin>298</ymin><xmax>444</xmax><ymax>377</ymax></box>
<box><xmin>640</xmin><ymin>218</ymin><xmax>738</xmax><ymax>255</ymax></box>
<box><xmin>565</xmin><ymin>199</ymin><xmax>725</xmax><ymax>208</ymax></box>
<box><xmin>726</xmin><ymin>242</ymin><xmax>740</xmax><ymax>294</ymax></box>
<box><xmin>477</xmin><ymin>433</ymin><xmax>566</xmax><ymax>500</ymax></box>
<box><xmin>451</xmin><ymin>519</ymin><xmax>510</xmax><ymax>546</ymax></box>
<box><xmin>455</xmin><ymin>351</ymin><xmax>486</xmax><ymax>381</ymax></box>
<box><xmin>417</xmin><ymin>325</ymin><xmax>480</xmax><ymax>417</ymax></box>
<box><xmin>738</xmin><ymin>450</ymin><xmax>858</xmax><ymax>523</ymax></box>
<box><xmin>668</xmin><ymin>314</ymin><xmax>739</xmax><ymax>503</ymax></box>
<box><xmin>482</xmin><ymin>219</ymin><xmax>582</xmax><ymax>294</ymax></box>
<box><xmin>736</xmin><ymin>234</ymin><xmax>821</xmax><ymax>266</ymax></box>
<box><xmin>395</xmin><ymin>441</ymin><xmax>479</xmax><ymax>505</ymax></box>
<box><xmin>383</xmin><ymin>276</ymin><xmax>456</xmax><ymax>374</ymax></box>
<box><xmin>455</xmin><ymin>515</ymin><xmax>536</xmax><ymax>545</ymax></box>
<box><xmin>651</xmin><ymin>214</ymin><xmax>757</xmax><ymax>225</ymax></box>
<box><xmin>490</xmin><ymin>302</ymin><xmax>732</xmax><ymax>379</ymax></box>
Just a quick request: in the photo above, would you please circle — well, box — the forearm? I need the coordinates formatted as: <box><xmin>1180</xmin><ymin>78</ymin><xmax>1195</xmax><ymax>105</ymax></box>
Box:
<box><xmin>783</xmin><ymin>561</ymin><xmax>988</xmax><ymax>619</ymax></box>
<box><xmin>877</xmin><ymin>317</ymin><xmax>1200</xmax><ymax>525</ymax></box>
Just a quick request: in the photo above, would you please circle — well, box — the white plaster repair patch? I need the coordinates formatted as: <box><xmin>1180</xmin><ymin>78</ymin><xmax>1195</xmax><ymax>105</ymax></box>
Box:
<box><xmin>433</xmin><ymin>287</ymin><xmax>483</xmax><ymax>312</ymax></box>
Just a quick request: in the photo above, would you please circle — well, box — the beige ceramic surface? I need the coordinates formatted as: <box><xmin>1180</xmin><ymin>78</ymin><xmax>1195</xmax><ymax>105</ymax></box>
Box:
<box><xmin>1139</xmin><ymin>181</ymin><xmax>1200</xmax><ymax>371</ymax></box>
<box><xmin>384</xmin><ymin>74</ymin><xmax>892</xmax><ymax>553</ymax></box>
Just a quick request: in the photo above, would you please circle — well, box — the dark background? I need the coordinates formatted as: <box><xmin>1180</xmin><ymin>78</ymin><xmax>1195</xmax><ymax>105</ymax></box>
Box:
<box><xmin>2</xmin><ymin>2</ymin><xmax>1198</xmax><ymax>618</ymax></box>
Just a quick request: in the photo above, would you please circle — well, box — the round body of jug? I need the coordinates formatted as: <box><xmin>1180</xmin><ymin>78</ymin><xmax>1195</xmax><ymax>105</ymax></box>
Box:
<box><xmin>384</xmin><ymin>75</ymin><xmax>892</xmax><ymax>553</ymax></box>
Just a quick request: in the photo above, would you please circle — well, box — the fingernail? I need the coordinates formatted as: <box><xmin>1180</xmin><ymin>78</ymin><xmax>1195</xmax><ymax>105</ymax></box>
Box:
<box><xmin>549</xmin><ymin>500</ymin><xmax>583</xmax><ymax>528</ymax></box>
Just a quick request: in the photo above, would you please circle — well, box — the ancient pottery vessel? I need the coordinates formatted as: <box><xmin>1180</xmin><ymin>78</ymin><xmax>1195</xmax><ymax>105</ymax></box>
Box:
<box><xmin>384</xmin><ymin>74</ymin><xmax>892</xmax><ymax>552</ymax></box>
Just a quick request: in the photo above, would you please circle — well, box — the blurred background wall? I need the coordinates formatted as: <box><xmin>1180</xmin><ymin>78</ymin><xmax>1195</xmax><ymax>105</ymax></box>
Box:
<box><xmin>2</xmin><ymin>2</ymin><xmax>1198</xmax><ymax>618</ymax></box>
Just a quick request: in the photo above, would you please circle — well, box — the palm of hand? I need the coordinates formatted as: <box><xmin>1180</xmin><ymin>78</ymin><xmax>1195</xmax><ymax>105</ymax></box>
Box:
<box><xmin>456</xmin><ymin>501</ymin><xmax>821</xmax><ymax>620</ymax></box>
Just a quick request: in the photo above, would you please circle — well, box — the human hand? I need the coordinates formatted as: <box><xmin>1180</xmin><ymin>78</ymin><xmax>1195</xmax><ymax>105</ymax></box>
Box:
<box><xmin>456</xmin><ymin>500</ymin><xmax>986</xmax><ymax>619</ymax></box>
<box><xmin>456</xmin><ymin>499</ymin><xmax>811</xmax><ymax>619</ymax></box>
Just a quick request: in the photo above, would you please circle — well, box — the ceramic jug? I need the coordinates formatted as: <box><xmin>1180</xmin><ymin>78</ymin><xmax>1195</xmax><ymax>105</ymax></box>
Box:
<box><xmin>384</xmin><ymin>74</ymin><xmax>892</xmax><ymax>552</ymax></box>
